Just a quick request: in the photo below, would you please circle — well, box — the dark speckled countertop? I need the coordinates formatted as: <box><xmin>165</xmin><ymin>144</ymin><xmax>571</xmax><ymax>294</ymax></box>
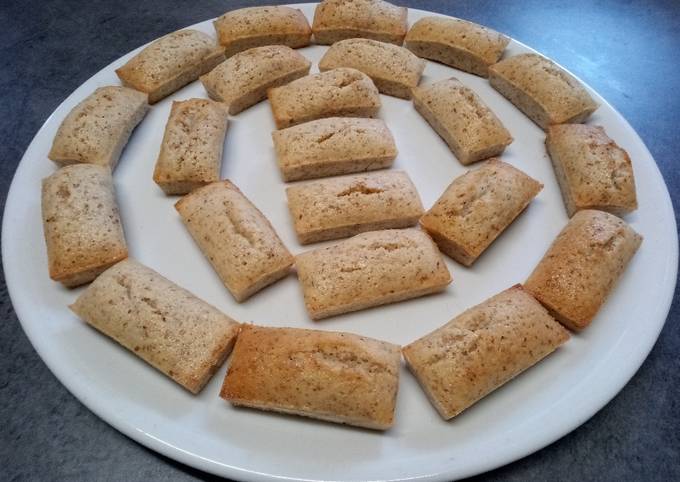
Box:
<box><xmin>1</xmin><ymin>1</ymin><xmax>678</xmax><ymax>480</ymax></box>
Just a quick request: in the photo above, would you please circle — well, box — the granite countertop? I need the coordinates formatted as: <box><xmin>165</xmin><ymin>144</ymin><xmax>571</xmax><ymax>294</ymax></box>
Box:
<box><xmin>1</xmin><ymin>1</ymin><xmax>678</xmax><ymax>480</ymax></box>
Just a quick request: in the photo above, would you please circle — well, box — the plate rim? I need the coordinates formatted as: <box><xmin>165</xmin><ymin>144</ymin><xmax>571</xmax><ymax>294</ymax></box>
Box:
<box><xmin>3</xmin><ymin>4</ymin><xmax>678</xmax><ymax>481</ymax></box>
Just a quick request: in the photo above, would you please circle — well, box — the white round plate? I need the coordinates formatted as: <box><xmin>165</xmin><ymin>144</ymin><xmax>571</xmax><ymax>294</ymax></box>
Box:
<box><xmin>3</xmin><ymin>4</ymin><xmax>677</xmax><ymax>481</ymax></box>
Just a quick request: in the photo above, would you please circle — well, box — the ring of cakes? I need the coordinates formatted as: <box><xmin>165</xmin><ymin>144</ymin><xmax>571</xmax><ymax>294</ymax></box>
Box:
<box><xmin>40</xmin><ymin>0</ymin><xmax>641</xmax><ymax>431</ymax></box>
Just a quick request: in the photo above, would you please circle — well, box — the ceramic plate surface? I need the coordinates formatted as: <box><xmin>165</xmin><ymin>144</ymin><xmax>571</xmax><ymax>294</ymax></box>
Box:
<box><xmin>3</xmin><ymin>4</ymin><xmax>677</xmax><ymax>481</ymax></box>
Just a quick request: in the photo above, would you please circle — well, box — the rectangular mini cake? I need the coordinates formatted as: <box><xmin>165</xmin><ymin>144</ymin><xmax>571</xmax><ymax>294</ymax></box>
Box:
<box><xmin>286</xmin><ymin>170</ymin><xmax>424</xmax><ymax>244</ymax></box>
<box><xmin>419</xmin><ymin>159</ymin><xmax>542</xmax><ymax>266</ymax></box>
<box><xmin>271</xmin><ymin>117</ymin><xmax>397</xmax><ymax>182</ymax></box>
<box><xmin>220</xmin><ymin>325</ymin><xmax>401</xmax><ymax>430</ymax></box>
<box><xmin>41</xmin><ymin>164</ymin><xmax>128</xmax><ymax>287</ymax></box>
<box><xmin>295</xmin><ymin>228</ymin><xmax>451</xmax><ymax>320</ymax></box>
<box><xmin>318</xmin><ymin>38</ymin><xmax>425</xmax><ymax>99</ymax></box>
<box><xmin>153</xmin><ymin>98</ymin><xmax>229</xmax><ymax>195</ymax></box>
<box><xmin>489</xmin><ymin>53</ymin><xmax>598</xmax><ymax>130</ymax></box>
<box><xmin>201</xmin><ymin>45</ymin><xmax>311</xmax><ymax>115</ymax></box>
<box><xmin>71</xmin><ymin>259</ymin><xmax>241</xmax><ymax>394</ymax></box>
<box><xmin>525</xmin><ymin>209</ymin><xmax>642</xmax><ymax>330</ymax></box>
<box><xmin>116</xmin><ymin>29</ymin><xmax>225</xmax><ymax>104</ymax></box>
<box><xmin>175</xmin><ymin>181</ymin><xmax>294</xmax><ymax>302</ymax></box>
<box><xmin>48</xmin><ymin>86</ymin><xmax>149</xmax><ymax>169</ymax></box>
<box><xmin>312</xmin><ymin>0</ymin><xmax>408</xmax><ymax>46</ymax></box>
<box><xmin>412</xmin><ymin>78</ymin><xmax>513</xmax><ymax>165</ymax></box>
<box><xmin>546</xmin><ymin>124</ymin><xmax>637</xmax><ymax>216</ymax></box>
<box><xmin>405</xmin><ymin>16</ymin><xmax>509</xmax><ymax>77</ymax></box>
<box><xmin>267</xmin><ymin>67</ymin><xmax>381</xmax><ymax>129</ymax></box>
<box><xmin>402</xmin><ymin>285</ymin><xmax>569</xmax><ymax>419</ymax></box>
<box><xmin>213</xmin><ymin>6</ymin><xmax>312</xmax><ymax>57</ymax></box>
